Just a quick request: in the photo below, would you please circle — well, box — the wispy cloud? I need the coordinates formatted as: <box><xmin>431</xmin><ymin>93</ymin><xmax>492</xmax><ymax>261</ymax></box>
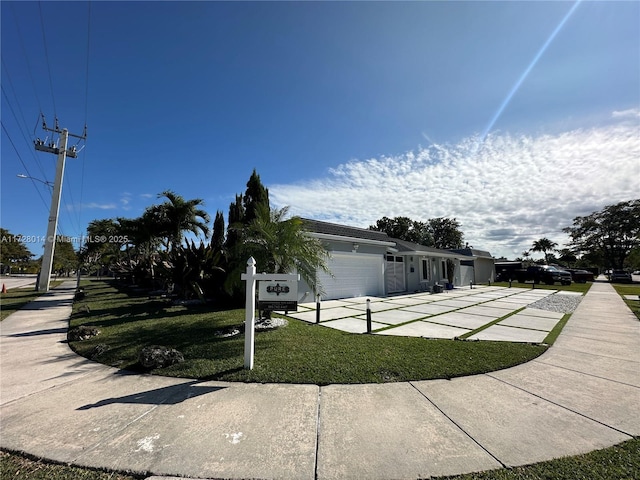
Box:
<box><xmin>612</xmin><ymin>107</ymin><xmax>640</xmax><ymax>119</ymax></box>
<box><xmin>82</xmin><ymin>202</ymin><xmax>117</xmax><ymax>210</ymax></box>
<box><xmin>270</xmin><ymin>116</ymin><xmax>639</xmax><ymax>259</ymax></box>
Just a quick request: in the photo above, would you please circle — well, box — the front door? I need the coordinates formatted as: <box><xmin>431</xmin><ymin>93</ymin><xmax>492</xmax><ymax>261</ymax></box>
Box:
<box><xmin>385</xmin><ymin>255</ymin><xmax>406</xmax><ymax>293</ymax></box>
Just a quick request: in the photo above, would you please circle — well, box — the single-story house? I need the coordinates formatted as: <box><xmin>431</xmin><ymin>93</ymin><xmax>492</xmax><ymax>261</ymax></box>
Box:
<box><xmin>450</xmin><ymin>247</ymin><xmax>496</xmax><ymax>284</ymax></box>
<box><xmin>298</xmin><ymin>219</ymin><xmax>487</xmax><ymax>301</ymax></box>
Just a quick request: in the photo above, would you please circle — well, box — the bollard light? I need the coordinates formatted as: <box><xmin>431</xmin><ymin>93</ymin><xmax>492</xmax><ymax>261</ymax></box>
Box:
<box><xmin>366</xmin><ymin>298</ymin><xmax>372</xmax><ymax>333</ymax></box>
<box><xmin>316</xmin><ymin>294</ymin><xmax>321</xmax><ymax>324</ymax></box>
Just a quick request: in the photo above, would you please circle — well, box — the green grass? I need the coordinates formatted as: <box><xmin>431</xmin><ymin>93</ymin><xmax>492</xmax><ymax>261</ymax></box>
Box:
<box><xmin>436</xmin><ymin>437</ymin><xmax>640</xmax><ymax>480</ymax></box>
<box><xmin>0</xmin><ymin>450</ymin><xmax>141</xmax><ymax>480</ymax></box>
<box><xmin>0</xmin><ymin>281</ymin><xmax>63</xmax><ymax>321</ymax></box>
<box><xmin>68</xmin><ymin>280</ymin><xmax>548</xmax><ymax>385</ymax></box>
<box><xmin>3</xmin><ymin>438</ymin><xmax>638</xmax><ymax>480</ymax></box>
<box><xmin>491</xmin><ymin>281</ymin><xmax>592</xmax><ymax>294</ymax></box>
<box><xmin>542</xmin><ymin>313</ymin><xmax>572</xmax><ymax>345</ymax></box>
<box><xmin>612</xmin><ymin>283</ymin><xmax>640</xmax><ymax>321</ymax></box>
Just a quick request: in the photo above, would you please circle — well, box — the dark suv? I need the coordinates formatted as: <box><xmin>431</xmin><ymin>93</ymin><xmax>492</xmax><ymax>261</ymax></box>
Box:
<box><xmin>609</xmin><ymin>270</ymin><xmax>632</xmax><ymax>283</ymax></box>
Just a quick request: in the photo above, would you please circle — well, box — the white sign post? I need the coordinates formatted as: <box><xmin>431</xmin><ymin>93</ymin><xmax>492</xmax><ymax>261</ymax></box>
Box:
<box><xmin>240</xmin><ymin>257</ymin><xmax>300</xmax><ymax>370</ymax></box>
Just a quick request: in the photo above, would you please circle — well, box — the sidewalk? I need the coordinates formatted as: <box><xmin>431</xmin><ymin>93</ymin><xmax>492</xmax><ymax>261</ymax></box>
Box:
<box><xmin>0</xmin><ymin>281</ymin><xmax>638</xmax><ymax>480</ymax></box>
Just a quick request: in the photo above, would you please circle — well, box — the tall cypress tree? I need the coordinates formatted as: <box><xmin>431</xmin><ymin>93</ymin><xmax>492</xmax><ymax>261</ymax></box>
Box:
<box><xmin>225</xmin><ymin>194</ymin><xmax>245</xmax><ymax>252</ymax></box>
<box><xmin>243</xmin><ymin>169</ymin><xmax>269</xmax><ymax>224</ymax></box>
<box><xmin>211</xmin><ymin>210</ymin><xmax>225</xmax><ymax>251</ymax></box>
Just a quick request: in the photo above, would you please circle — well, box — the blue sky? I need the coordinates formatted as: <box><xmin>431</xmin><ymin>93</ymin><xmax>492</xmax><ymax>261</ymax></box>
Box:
<box><xmin>2</xmin><ymin>1</ymin><xmax>638</xmax><ymax>260</ymax></box>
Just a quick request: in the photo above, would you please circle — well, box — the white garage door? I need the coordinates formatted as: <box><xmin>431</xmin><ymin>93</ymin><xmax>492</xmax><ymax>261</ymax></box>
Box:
<box><xmin>317</xmin><ymin>252</ymin><xmax>384</xmax><ymax>300</ymax></box>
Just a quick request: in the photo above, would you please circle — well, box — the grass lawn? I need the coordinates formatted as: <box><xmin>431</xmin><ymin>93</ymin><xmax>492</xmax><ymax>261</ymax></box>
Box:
<box><xmin>612</xmin><ymin>283</ymin><xmax>640</xmax><ymax>321</ymax></box>
<box><xmin>68</xmin><ymin>280</ymin><xmax>548</xmax><ymax>385</ymax></box>
<box><xmin>3</xmin><ymin>438</ymin><xmax>638</xmax><ymax>480</ymax></box>
<box><xmin>0</xmin><ymin>281</ymin><xmax>63</xmax><ymax>321</ymax></box>
<box><xmin>439</xmin><ymin>437</ymin><xmax>640</xmax><ymax>479</ymax></box>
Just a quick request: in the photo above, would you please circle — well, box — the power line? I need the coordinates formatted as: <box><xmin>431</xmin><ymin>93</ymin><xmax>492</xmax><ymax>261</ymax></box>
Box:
<box><xmin>38</xmin><ymin>1</ymin><xmax>57</xmax><ymax>117</ymax></box>
<box><xmin>77</xmin><ymin>0</ymin><xmax>92</xmax><ymax>236</ymax></box>
<box><xmin>0</xmin><ymin>83</ymin><xmax>49</xmax><ymax>181</ymax></box>
<box><xmin>1</xmin><ymin>121</ymin><xmax>51</xmax><ymax>212</ymax></box>
<box><xmin>8</xmin><ymin>3</ymin><xmax>43</xmax><ymax>116</ymax></box>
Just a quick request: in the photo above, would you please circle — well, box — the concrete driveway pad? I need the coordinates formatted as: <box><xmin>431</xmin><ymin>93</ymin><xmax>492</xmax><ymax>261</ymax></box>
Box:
<box><xmin>465</xmin><ymin>293</ymin><xmax>508</xmax><ymax>301</ymax></box>
<box><xmin>383</xmin><ymin>296</ymin><xmax>436</xmax><ymax>306</ymax></box>
<box><xmin>520</xmin><ymin>308</ymin><xmax>564</xmax><ymax>319</ymax></box>
<box><xmin>356</xmin><ymin>309</ymin><xmax>427</xmax><ymax>325</ymax></box>
<box><xmin>468</xmin><ymin>325</ymin><xmax>548</xmax><ymax>343</ymax></box>
<box><xmin>435</xmin><ymin>298</ymin><xmax>481</xmax><ymax>308</ymax></box>
<box><xmin>376</xmin><ymin>320</ymin><xmax>469</xmax><ymax>339</ymax></box>
<box><xmin>341</xmin><ymin>296</ymin><xmax>386</xmax><ymax>304</ymax></box>
<box><xmin>481</xmin><ymin>300</ymin><xmax>525</xmax><ymax>310</ymax></box>
<box><xmin>400</xmin><ymin>303</ymin><xmax>458</xmax><ymax>315</ymax></box>
<box><xmin>499</xmin><ymin>313</ymin><xmax>559</xmax><ymax>332</ymax></box>
<box><xmin>322</xmin><ymin>318</ymin><xmax>388</xmax><ymax>333</ymax></box>
<box><xmin>346</xmin><ymin>301</ymin><xmax>398</xmax><ymax>312</ymax></box>
<box><xmin>457</xmin><ymin>305</ymin><xmax>512</xmax><ymax>318</ymax></box>
<box><xmin>511</xmin><ymin>292</ymin><xmax>554</xmax><ymax>301</ymax></box>
<box><xmin>425</xmin><ymin>312</ymin><xmax>493</xmax><ymax>330</ymax></box>
<box><xmin>496</xmin><ymin>296</ymin><xmax>534</xmax><ymax>305</ymax></box>
<box><xmin>290</xmin><ymin>306</ymin><xmax>360</xmax><ymax>323</ymax></box>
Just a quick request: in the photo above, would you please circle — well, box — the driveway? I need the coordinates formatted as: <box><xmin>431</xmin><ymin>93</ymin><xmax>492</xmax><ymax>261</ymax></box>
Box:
<box><xmin>284</xmin><ymin>285</ymin><xmax>577</xmax><ymax>343</ymax></box>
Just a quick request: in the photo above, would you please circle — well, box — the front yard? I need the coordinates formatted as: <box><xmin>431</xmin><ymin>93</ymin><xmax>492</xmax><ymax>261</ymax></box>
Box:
<box><xmin>68</xmin><ymin>280</ymin><xmax>548</xmax><ymax>385</ymax></box>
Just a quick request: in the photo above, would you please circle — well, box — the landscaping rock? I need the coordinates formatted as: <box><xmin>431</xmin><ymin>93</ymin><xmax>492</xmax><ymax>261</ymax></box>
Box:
<box><xmin>139</xmin><ymin>345</ymin><xmax>185</xmax><ymax>369</ymax></box>
<box><xmin>68</xmin><ymin>326</ymin><xmax>101</xmax><ymax>342</ymax></box>
<box><xmin>255</xmin><ymin>318</ymin><xmax>288</xmax><ymax>331</ymax></box>
<box><xmin>213</xmin><ymin>326</ymin><xmax>241</xmax><ymax>338</ymax></box>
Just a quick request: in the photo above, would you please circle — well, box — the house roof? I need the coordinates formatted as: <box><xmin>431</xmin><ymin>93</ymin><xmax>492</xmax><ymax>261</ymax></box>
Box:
<box><xmin>451</xmin><ymin>248</ymin><xmax>494</xmax><ymax>259</ymax></box>
<box><xmin>391</xmin><ymin>238</ymin><xmax>475</xmax><ymax>260</ymax></box>
<box><xmin>301</xmin><ymin>218</ymin><xmax>482</xmax><ymax>260</ymax></box>
<box><xmin>302</xmin><ymin>218</ymin><xmax>392</xmax><ymax>242</ymax></box>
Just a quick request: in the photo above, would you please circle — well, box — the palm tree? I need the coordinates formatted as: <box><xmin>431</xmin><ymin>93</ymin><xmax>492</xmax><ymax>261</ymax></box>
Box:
<box><xmin>242</xmin><ymin>204</ymin><xmax>331</xmax><ymax>294</ymax></box>
<box><xmin>531</xmin><ymin>238</ymin><xmax>558</xmax><ymax>264</ymax></box>
<box><xmin>155</xmin><ymin>190</ymin><xmax>210</xmax><ymax>251</ymax></box>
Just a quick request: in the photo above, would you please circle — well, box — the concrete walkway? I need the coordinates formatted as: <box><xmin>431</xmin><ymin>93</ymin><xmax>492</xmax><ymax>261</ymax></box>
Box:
<box><xmin>0</xmin><ymin>281</ymin><xmax>638</xmax><ymax>480</ymax></box>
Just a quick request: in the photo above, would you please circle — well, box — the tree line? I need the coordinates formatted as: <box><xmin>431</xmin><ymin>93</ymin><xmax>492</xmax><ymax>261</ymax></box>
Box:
<box><xmin>2</xmin><ymin>182</ymin><xmax>637</xmax><ymax>293</ymax></box>
<box><xmin>78</xmin><ymin>170</ymin><xmax>329</xmax><ymax>305</ymax></box>
<box><xmin>518</xmin><ymin>199</ymin><xmax>639</xmax><ymax>270</ymax></box>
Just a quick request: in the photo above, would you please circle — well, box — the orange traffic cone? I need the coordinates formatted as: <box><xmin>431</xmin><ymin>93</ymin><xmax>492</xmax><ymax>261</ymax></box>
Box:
<box><xmin>1</xmin><ymin>284</ymin><xmax>6</xmax><ymax>294</ymax></box>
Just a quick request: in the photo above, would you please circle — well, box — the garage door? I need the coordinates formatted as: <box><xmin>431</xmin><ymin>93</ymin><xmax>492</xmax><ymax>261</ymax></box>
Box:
<box><xmin>317</xmin><ymin>252</ymin><xmax>384</xmax><ymax>300</ymax></box>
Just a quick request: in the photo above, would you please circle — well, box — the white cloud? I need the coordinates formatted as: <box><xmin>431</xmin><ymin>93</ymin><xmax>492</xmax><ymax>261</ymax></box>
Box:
<box><xmin>611</xmin><ymin>108</ymin><xmax>640</xmax><ymax>119</ymax></box>
<box><xmin>270</xmin><ymin>120</ymin><xmax>639</xmax><ymax>260</ymax></box>
<box><xmin>83</xmin><ymin>202</ymin><xmax>117</xmax><ymax>210</ymax></box>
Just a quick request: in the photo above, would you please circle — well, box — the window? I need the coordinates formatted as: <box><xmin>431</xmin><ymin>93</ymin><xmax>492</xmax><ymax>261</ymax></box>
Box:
<box><xmin>422</xmin><ymin>259</ymin><xmax>430</xmax><ymax>280</ymax></box>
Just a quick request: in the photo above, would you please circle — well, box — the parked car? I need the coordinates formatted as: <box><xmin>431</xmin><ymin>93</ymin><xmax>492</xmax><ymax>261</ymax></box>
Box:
<box><xmin>565</xmin><ymin>269</ymin><xmax>595</xmax><ymax>283</ymax></box>
<box><xmin>609</xmin><ymin>270</ymin><xmax>632</xmax><ymax>283</ymax></box>
<box><xmin>515</xmin><ymin>265</ymin><xmax>572</xmax><ymax>285</ymax></box>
